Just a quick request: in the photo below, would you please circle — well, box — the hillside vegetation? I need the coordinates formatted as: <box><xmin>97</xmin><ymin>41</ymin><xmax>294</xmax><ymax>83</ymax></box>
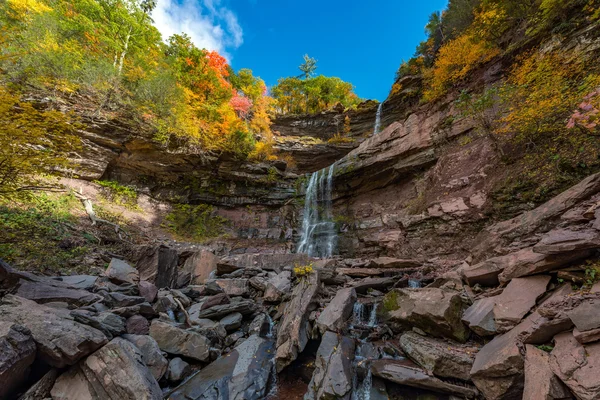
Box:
<box><xmin>393</xmin><ymin>0</ymin><xmax>600</xmax><ymax>203</ymax></box>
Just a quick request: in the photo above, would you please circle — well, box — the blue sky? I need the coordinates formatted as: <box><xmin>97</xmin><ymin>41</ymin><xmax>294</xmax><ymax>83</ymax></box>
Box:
<box><xmin>153</xmin><ymin>0</ymin><xmax>448</xmax><ymax>101</ymax></box>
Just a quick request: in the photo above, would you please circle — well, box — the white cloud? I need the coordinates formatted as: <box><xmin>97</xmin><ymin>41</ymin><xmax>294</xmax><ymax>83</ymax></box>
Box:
<box><xmin>152</xmin><ymin>0</ymin><xmax>243</xmax><ymax>60</ymax></box>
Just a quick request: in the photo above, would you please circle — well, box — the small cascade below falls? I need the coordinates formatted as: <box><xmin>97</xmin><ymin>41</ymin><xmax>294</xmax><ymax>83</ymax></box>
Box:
<box><xmin>352</xmin><ymin>301</ymin><xmax>379</xmax><ymax>329</ymax></box>
<box><xmin>297</xmin><ymin>164</ymin><xmax>337</xmax><ymax>258</ymax></box>
<box><xmin>372</xmin><ymin>102</ymin><xmax>383</xmax><ymax>135</ymax></box>
<box><xmin>408</xmin><ymin>279</ymin><xmax>422</xmax><ymax>288</ymax></box>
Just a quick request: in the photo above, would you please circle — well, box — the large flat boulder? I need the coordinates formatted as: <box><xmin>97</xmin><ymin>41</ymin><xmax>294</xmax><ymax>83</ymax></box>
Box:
<box><xmin>368</xmin><ymin>257</ymin><xmax>421</xmax><ymax>268</ymax></box>
<box><xmin>0</xmin><ymin>295</ymin><xmax>106</xmax><ymax>368</ymax></box>
<box><xmin>149</xmin><ymin>320</ymin><xmax>210</xmax><ymax>362</ymax></box>
<box><xmin>399</xmin><ymin>331</ymin><xmax>477</xmax><ymax>381</ymax></box>
<box><xmin>305</xmin><ymin>332</ymin><xmax>355</xmax><ymax>400</ymax></box>
<box><xmin>50</xmin><ymin>337</ymin><xmax>162</xmax><ymax>400</ymax></box>
<box><xmin>498</xmin><ymin>250</ymin><xmax>590</xmax><ymax>284</ymax></box>
<box><xmin>316</xmin><ymin>288</ymin><xmax>356</xmax><ymax>334</ymax></box>
<box><xmin>52</xmin><ymin>275</ymin><xmax>97</xmax><ymax>290</ymax></box>
<box><xmin>550</xmin><ymin>332</ymin><xmax>600</xmax><ymax>400</ymax></box>
<box><xmin>493</xmin><ymin>275</ymin><xmax>550</xmax><ymax>332</ymax></box>
<box><xmin>371</xmin><ymin>359</ymin><xmax>478</xmax><ymax>398</ymax></box>
<box><xmin>168</xmin><ymin>335</ymin><xmax>275</xmax><ymax>400</ymax></box>
<box><xmin>523</xmin><ymin>345</ymin><xmax>572</xmax><ymax>400</ymax></box>
<box><xmin>463</xmin><ymin>248</ymin><xmax>588</xmax><ymax>287</ymax></box>
<box><xmin>382</xmin><ymin>288</ymin><xmax>468</xmax><ymax>342</ymax></box>
<box><xmin>193</xmin><ymin>299</ymin><xmax>256</xmax><ymax>320</ymax></box>
<box><xmin>14</xmin><ymin>272</ymin><xmax>102</xmax><ymax>307</ymax></box>
<box><xmin>533</xmin><ymin>228</ymin><xmax>600</xmax><ymax>254</ymax></box>
<box><xmin>0</xmin><ymin>323</ymin><xmax>36</xmax><ymax>399</ymax></box>
<box><xmin>276</xmin><ymin>271</ymin><xmax>320</xmax><ymax>372</ymax></box>
<box><xmin>136</xmin><ymin>245</ymin><xmax>179</xmax><ymax>289</ymax></box>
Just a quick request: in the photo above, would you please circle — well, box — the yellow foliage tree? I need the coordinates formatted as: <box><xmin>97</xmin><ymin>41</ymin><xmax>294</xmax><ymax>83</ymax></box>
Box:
<box><xmin>423</xmin><ymin>29</ymin><xmax>499</xmax><ymax>101</ymax></box>
<box><xmin>0</xmin><ymin>88</ymin><xmax>80</xmax><ymax>196</ymax></box>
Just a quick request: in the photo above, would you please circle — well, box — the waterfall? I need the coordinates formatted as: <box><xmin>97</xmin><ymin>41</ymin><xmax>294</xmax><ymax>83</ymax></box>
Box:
<box><xmin>408</xmin><ymin>279</ymin><xmax>422</xmax><ymax>288</ymax></box>
<box><xmin>297</xmin><ymin>164</ymin><xmax>337</xmax><ymax>258</ymax></box>
<box><xmin>372</xmin><ymin>102</ymin><xmax>383</xmax><ymax>135</ymax></box>
<box><xmin>352</xmin><ymin>302</ymin><xmax>378</xmax><ymax>328</ymax></box>
<box><xmin>352</xmin><ymin>341</ymin><xmax>373</xmax><ymax>400</ymax></box>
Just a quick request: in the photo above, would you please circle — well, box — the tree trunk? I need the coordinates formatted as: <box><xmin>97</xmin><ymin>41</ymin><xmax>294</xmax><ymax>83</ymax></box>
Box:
<box><xmin>117</xmin><ymin>27</ymin><xmax>132</xmax><ymax>75</ymax></box>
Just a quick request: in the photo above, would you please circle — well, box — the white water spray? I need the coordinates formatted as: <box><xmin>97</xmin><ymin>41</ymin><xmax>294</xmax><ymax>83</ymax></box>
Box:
<box><xmin>297</xmin><ymin>164</ymin><xmax>337</xmax><ymax>258</ymax></box>
<box><xmin>373</xmin><ymin>102</ymin><xmax>383</xmax><ymax>135</ymax></box>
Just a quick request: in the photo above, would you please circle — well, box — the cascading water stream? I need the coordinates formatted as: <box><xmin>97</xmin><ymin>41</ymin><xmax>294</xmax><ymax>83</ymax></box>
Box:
<box><xmin>372</xmin><ymin>102</ymin><xmax>383</xmax><ymax>135</ymax></box>
<box><xmin>297</xmin><ymin>164</ymin><xmax>337</xmax><ymax>258</ymax></box>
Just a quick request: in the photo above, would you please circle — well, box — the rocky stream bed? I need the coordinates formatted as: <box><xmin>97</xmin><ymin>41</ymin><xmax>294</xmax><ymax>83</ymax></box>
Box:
<box><xmin>2</xmin><ymin>172</ymin><xmax>600</xmax><ymax>400</ymax></box>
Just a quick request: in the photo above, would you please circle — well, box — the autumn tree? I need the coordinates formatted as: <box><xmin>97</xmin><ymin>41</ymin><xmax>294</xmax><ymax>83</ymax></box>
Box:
<box><xmin>0</xmin><ymin>87</ymin><xmax>80</xmax><ymax>196</ymax></box>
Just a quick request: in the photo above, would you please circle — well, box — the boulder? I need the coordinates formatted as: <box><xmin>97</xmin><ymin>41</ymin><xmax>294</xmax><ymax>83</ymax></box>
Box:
<box><xmin>0</xmin><ymin>295</ymin><xmax>107</xmax><ymax>368</ymax></box>
<box><xmin>470</xmin><ymin>329</ymin><xmax>525</xmax><ymax>400</ymax></box>
<box><xmin>53</xmin><ymin>275</ymin><xmax>97</xmax><ymax>290</ymax></box>
<box><xmin>493</xmin><ymin>275</ymin><xmax>550</xmax><ymax>332</ymax></box>
<box><xmin>209</xmin><ymin>279</ymin><xmax>250</xmax><ymax>297</ymax></box>
<box><xmin>0</xmin><ymin>258</ymin><xmax>19</xmax><ymax>290</ymax></box>
<box><xmin>263</xmin><ymin>271</ymin><xmax>292</xmax><ymax>302</ymax></box>
<box><xmin>523</xmin><ymin>345</ymin><xmax>572</xmax><ymax>400</ymax></box>
<box><xmin>550</xmin><ymin>332</ymin><xmax>600</xmax><ymax>400</ymax></box>
<box><xmin>382</xmin><ymin>288</ymin><xmax>468</xmax><ymax>342</ymax></box>
<box><xmin>305</xmin><ymin>332</ymin><xmax>355</xmax><ymax>400</ymax></box>
<box><xmin>149</xmin><ymin>320</ymin><xmax>210</xmax><ymax>362</ymax></box>
<box><xmin>71</xmin><ymin>311</ymin><xmax>126</xmax><ymax>339</ymax></box>
<box><xmin>138</xmin><ymin>280</ymin><xmax>158</xmax><ymax>303</ymax></box>
<box><xmin>369</xmin><ymin>257</ymin><xmax>421</xmax><ymax>268</ymax></box>
<box><xmin>168</xmin><ymin>335</ymin><xmax>275</xmax><ymax>400</ymax></box>
<box><xmin>351</xmin><ymin>276</ymin><xmax>396</xmax><ymax>294</ymax></box>
<box><xmin>123</xmin><ymin>334</ymin><xmax>168</xmax><ymax>381</ymax></box>
<box><xmin>188</xmin><ymin>250</ymin><xmax>218</xmax><ymax>285</ymax></box>
<box><xmin>371</xmin><ymin>359</ymin><xmax>478</xmax><ymax>398</ymax></box>
<box><xmin>14</xmin><ymin>273</ymin><xmax>102</xmax><ymax>307</ymax></box>
<box><xmin>498</xmin><ymin>250</ymin><xmax>590</xmax><ymax>284</ymax></box>
<box><xmin>166</xmin><ymin>357</ymin><xmax>191</xmax><ymax>383</ymax></box>
<box><xmin>0</xmin><ymin>323</ymin><xmax>36</xmax><ymax>399</ymax></box>
<box><xmin>103</xmin><ymin>292</ymin><xmax>146</xmax><ymax>308</ymax></box>
<box><xmin>105</xmin><ymin>258</ymin><xmax>139</xmax><ymax>285</ymax></box>
<box><xmin>533</xmin><ymin>228</ymin><xmax>600</xmax><ymax>254</ymax></box>
<box><xmin>193</xmin><ymin>299</ymin><xmax>256</xmax><ymax>320</ymax></box>
<box><xmin>276</xmin><ymin>271</ymin><xmax>320</xmax><ymax>372</ymax></box>
<box><xmin>399</xmin><ymin>332</ymin><xmax>477</xmax><ymax>381</ymax></box>
<box><xmin>567</xmin><ymin>298</ymin><xmax>600</xmax><ymax>332</ymax></box>
<box><xmin>463</xmin><ymin>248</ymin><xmax>588</xmax><ymax>286</ymax></box>
<box><xmin>573</xmin><ymin>327</ymin><xmax>600</xmax><ymax>344</ymax></box>
<box><xmin>316</xmin><ymin>288</ymin><xmax>356</xmax><ymax>334</ymax></box>
<box><xmin>136</xmin><ymin>245</ymin><xmax>179</xmax><ymax>289</ymax></box>
<box><xmin>462</xmin><ymin>296</ymin><xmax>497</xmax><ymax>336</ymax></box>
<box><xmin>126</xmin><ymin>315</ymin><xmax>150</xmax><ymax>335</ymax></box>
<box><xmin>50</xmin><ymin>337</ymin><xmax>162</xmax><ymax>400</ymax></box>
<box><xmin>219</xmin><ymin>312</ymin><xmax>242</xmax><ymax>332</ymax></box>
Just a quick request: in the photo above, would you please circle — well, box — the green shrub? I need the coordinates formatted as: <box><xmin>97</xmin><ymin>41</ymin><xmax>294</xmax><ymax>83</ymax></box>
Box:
<box><xmin>163</xmin><ymin>204</ymin><xmax>228</xmax><ymax>242</ymax></box>
<box><xmin>95</xmin><ymin>180</ymin><xmax>139</xmax><ymax>208</ymax></box>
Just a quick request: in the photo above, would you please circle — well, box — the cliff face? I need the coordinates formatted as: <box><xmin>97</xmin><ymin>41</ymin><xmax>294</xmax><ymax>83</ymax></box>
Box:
<box><xmin>52</xmin><ymin>23</ymin><xmax>599</xmax><ymax>261</ymax></box>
